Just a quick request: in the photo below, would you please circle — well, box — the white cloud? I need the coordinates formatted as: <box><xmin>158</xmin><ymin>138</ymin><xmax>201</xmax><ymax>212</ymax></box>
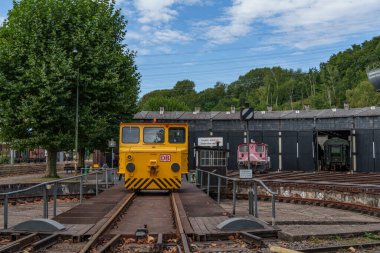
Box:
<box><xmin>134</xmin><ymin>0</ymin><xmax>177</xmax><ymax>24</ymax></box>
<box><xmin>127</xmin><ymin>27</ymin><xmax>191</xmax><ymax>45</ymax></box>
<box><xmin>0</xmin><ymin>16</ymin><xmax>5</xmax><ymax>24</ymax></box>
<box><xmin>132</xmin><ymin>0</ymin><xmax>204</xmax><ymax>24</ymax></box>
<box><xmin>205</xmin><ymin>0</ymin><xmax>380</xmax><ymax>48</ymax></box>
<box><xmin>153</xmin><ymin>29</ymin><xmax>191</xmax><ymax>43</ymax></box>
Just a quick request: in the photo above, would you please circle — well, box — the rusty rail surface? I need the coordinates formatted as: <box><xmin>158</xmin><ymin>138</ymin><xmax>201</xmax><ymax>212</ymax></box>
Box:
<box><xmin>171</xmin><ymin>193</ymin><xmax>191</xmax><ymax>253</ymax></box>
<box><xmin>79</xmin><ymin>192</ymin><xmax>136</xmax><ymax>253</ymax></box>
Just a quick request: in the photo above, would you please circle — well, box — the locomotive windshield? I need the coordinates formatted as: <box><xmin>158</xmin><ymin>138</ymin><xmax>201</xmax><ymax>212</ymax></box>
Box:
<box><xmin>122</xmin><ymin>127</ymin><xmax>139</xmax><ymax>143</ymax></box>
<box><xmin>239</xmin><ymin>145</ymin><xmax>248</xmax><ymax>152</ymax></box>
<box><xmin>169</xmin><ymin>127</ymin><xmax>185</xmax><ymax>143</ymax></box>
<box><xmin>144</xmin><ymin>127</ymin><xmax>165</xmax><ymax>143</ymax></box>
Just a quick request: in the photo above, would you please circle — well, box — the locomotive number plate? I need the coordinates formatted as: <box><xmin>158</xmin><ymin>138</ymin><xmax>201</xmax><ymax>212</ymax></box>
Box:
<box><xmin>160</xmin><ymin>154</ymin><xmax>171</xmax><ymax>162</ymax></box>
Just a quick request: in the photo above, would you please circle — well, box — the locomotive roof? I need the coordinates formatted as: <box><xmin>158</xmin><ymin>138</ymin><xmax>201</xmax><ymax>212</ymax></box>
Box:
<box><xmin>134</xmin><ymin>106</ymin><xmax>380</xmax><ymax>120</ymax></box>
<box><xmin>323</xmin><ymin>137</ymin><xmax>350</xmax><ymax>146</ymax></box>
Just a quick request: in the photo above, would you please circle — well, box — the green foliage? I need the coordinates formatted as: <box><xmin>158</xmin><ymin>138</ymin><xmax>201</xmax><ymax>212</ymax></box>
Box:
<box><xmin>346</xmin><ymin>81</ymin><xmax>380</xmax><ymax>108</ymax></box>
<box><xmin>0</xmin><ymin>0</ymin><xmax>140</xmax><ymax>176</ymax></box>
<box><xmin>364</xmin><ymin>232</ymin><xmax>380</xmax><ymax>240</ymax></box>
<box><xmin>141</xmin><ymin>96</ymin><xmax>190</xmax><ymax>111</ymax></box>
<box><xmin>0</xmin><ymin>156</ymin><xmax>9</xmax><ymax>164</ymax></box>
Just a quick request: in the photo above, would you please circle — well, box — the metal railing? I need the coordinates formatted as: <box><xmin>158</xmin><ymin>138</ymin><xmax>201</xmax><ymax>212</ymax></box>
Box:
<box><xmin>0</xmin><ymin>167</ymin><xmax>117</xmax><ymax>230</ymax></box>
<box><xmin>195</xmin><ymin>168</ymin><xmax>277</xmax><ymax>226</ymax></box>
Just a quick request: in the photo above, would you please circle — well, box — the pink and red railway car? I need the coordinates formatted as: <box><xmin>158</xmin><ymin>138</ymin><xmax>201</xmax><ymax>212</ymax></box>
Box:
<box><xmin>237</xmin><ymin>142</ymin><xmax>270</xmax><ymax>172</ymax></box>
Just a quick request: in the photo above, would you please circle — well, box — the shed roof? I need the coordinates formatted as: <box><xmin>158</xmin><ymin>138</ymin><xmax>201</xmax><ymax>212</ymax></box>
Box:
<box><xmin>134</xmin><ymin>107</ymin><xmax>380</xmax><ymax>121</ymax></box>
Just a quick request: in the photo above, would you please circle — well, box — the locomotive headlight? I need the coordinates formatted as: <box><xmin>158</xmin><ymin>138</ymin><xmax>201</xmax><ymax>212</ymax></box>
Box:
<box><xmin>126</xmin><ymin>163</ymin><xmax>135</xmax><ymax>172</ymax></box>
<box><xmin>171</xmin><ymin>163</ymin><xmax>180</xmax><ymax>172</ymax></box>
<box><xmin>127</xmin><ymin>155</ymin><xmax>133</xmax><ymax>161</ymax></box>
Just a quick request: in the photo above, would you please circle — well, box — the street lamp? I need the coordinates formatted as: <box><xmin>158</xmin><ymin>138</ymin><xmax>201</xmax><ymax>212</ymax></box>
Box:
<box><xmin>73</xmin><ymin>47</ymin><xmax>79</xmax><ymax>173</ymax></box>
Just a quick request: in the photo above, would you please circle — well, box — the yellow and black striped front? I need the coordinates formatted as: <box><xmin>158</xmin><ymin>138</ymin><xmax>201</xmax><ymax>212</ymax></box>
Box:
<box><xmin>125</xmin><ymin>177</ymin><xmax>182</xmax><ymax>190</ymax></box>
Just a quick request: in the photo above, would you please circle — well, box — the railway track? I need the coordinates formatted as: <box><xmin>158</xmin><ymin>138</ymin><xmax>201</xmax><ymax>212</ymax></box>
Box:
<box><xmin>227</xmin><ymin>171</ymin><xmax>380</xmax><ymax>193</ymax></box>
<box><xmin>221</xmin><ymin>192</ymin><xmax>380</xmax><ymax>217</ymax></box>
<box><xmin>79</xmin><ymin>191</ymin><xmax>191</xmax><ymax>253</ymax></box>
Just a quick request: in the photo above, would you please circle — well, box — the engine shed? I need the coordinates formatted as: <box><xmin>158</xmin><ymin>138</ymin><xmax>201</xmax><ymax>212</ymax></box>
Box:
<box><xmin>134</xmin><ymin>106</ymin><xmax>380</xmax><ymax>172</ymax></box>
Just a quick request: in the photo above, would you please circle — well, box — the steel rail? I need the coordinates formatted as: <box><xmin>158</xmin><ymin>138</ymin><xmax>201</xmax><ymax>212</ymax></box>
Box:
<box><xmin>171</xmin><ymin>193</ymin><xmax>191</xmax><ymax>253</ymax></box>
<box><xmin>31</xmin><ymin>234</ymin><xmax>60</xmax><ymax>252</ymax></box>
<box><xmin>79</xmin><ymin>192</ymin><xmax>136</xmax><ymax>253</ymax></box>
<box><xmin>0</xmin><ymin>233</ymin><xmax>39</xmax><ymax>253</ymax></box>
<box><xmin>97</xmin><ymin>234</ymin><xmax>122</xmax><ymax>253</ymax></box>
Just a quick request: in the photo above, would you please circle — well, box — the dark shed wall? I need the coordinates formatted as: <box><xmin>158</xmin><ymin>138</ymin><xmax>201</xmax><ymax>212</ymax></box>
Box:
<box><xmin>298</xmin><ymin>131</ymin><xmax>315</xmax><ymax>171</ymax></box>
<box><xmin>263</xmin><ymin>131</ymin><xmax>279</xmax><ymax>171</ymax></box>
<box><xmin>375</xmin><ymin>129</ymin><xmax>380</xmax><ymax>171</ymax></box>
<box><xmin>282</xmin><ymin>131</ymin><xmax>298</xmax><ymax>170</ymax></box>
<box><xmin>355</xmin><ymin>129</ymin><xmax>375</xmax><ymax>172</ymax></box>
<box><xmin>227</xmin><ymin>131</ymin><xmax>244</xmax><ymax>169</ymax></box>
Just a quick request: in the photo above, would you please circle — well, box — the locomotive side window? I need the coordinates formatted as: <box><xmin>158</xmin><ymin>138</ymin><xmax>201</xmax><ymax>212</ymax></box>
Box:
<box><xmin>255</xmin><ymin>145</ymin><xmax>264</xmax><ymax>152</ymax></box>
<box><xmin>169</xmin><ymin>127</ymin><xmax>185</xmax><ymax>143</ymax></box>
<box><xmin>144</xmin><ymin>127</ymin><xmax>165</xmax><ymax>143</ymax></box>
<box><xmin>122</xmin><ymin>127</ymin><xmax>140</xmax><ymax>143</ymax></box>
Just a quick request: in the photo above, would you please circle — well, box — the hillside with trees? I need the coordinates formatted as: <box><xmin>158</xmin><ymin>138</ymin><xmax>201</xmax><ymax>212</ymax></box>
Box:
<box><xmin>140</xmin><ymin>36</ymin><xmax>380</xmax><ymax>111</ymax></box>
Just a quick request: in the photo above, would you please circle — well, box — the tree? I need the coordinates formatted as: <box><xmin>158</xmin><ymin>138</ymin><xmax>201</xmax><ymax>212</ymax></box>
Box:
<box><xmin>0</xmin><ymin>0</ymin><xmax>140</xmax><ymax>177</ymax></box>
<box><xmin>346</xmin><ymin>81</ymin><xmax>380</xmax><ymax>108</ymax></box>
<box><xmin>141</xmin><ymin>96</ymin><xmax>190</xmax><ymax>111</ymax></box>
<box><xmin>173</xmin><ymin>80</ymin><xmax>196</xmax><ymax>94</ymax></box>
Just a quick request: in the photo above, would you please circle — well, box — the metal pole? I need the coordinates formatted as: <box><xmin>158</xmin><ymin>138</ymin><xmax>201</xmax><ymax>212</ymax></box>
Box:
<box><xmin>111</xmin><ymin>147</ymin><xmax>114</xmax><ymax>170</ymax></box>
<box><xmin>217</xmin><ymin>176</ymin><xmax>221</xmax><ymax>204</ymax></box>
<box><xmin>271</xmin><ymin>194</ymin><xmax>276</xmax><ymax>226</ymax></box>
<box><xmin>247</xmin><ymin>121</ymin><xmax>251</xmax><ymax>171</ymax></box>
<box><xmin>253</xmin><ymin>181</ymin><xmax>258</xmax><ymax>218</ymax></box>
<box><xmin>232</xmin><ymin>180</ymin><xmax>236</xmax><ymax>215</ymax></box>
<box><xmin>200</xmin><ymin>170</ymin><xmax>203</xmax><ymax>190</ymax></box>
<box><xmin>248</xmin><ymin>188</ymin><xmax>252</xmax><ymax>215</ymax></box>
<box><xmin>53</xmin><ymin>182</ymin><xmax>58</xmax><ymax>217</ymax></box>
<box><xmin>74</xmin><ymin>64</ymin><xmax>79</xmax><ymax>174</ymax></box>
<box><xmin>207</xmin><ymin>172</ymin><xmax>210</xmax><ymax>196</ymax></box>
<box><xmin>106</xmin><ymin>169</ymin><xmax>109</xmax><ymax>189</ymax></box>
<box><xmin>80</xmin><ymin>176</ymin><xmax>83</xmax><ymax>204</ymax></box>
<box><xmin>43</xmin><ymin>186</ymin><xmax>48</xmax><ymax>219</ymax></box>
<box><xmin>4</xmin><ymin>195</ymin><xmax>8</xmax><ymax>229</ymax></box>
<box><xmin>96</xmin><ymin>171</ymin><xmax>98</xmax><ymax>195</ymax></box>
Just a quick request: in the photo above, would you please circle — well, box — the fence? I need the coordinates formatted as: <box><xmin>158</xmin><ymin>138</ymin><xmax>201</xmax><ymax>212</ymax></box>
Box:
<box><xmin>0</xmin><ymin>167</ymin><xmax>117</xmax><ymax>230</ymax></box>
<box><xmin>195</xmin><ymin>168</ymin><xmax>277</xmax><ymax>226</ymax></box>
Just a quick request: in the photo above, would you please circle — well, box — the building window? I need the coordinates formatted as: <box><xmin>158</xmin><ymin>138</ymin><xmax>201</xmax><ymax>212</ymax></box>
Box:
<box><xmin>200</xmin><ymin>150</ymin><xmax>226</xmax><ymax>167</ymax></box>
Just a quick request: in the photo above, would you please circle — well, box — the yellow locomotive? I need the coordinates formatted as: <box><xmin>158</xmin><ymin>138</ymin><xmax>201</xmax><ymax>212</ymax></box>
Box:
<box><xmin>118</xmin><ymin>122</ymin><xmax>188</xmax><ymax>190</ymax></box>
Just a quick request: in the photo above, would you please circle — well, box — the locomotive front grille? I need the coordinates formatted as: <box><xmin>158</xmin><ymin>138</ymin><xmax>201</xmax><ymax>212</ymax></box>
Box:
<box><xmin>125</xmin><ymin>177</ymin><xmax>181</xmax><ymax>190</ymax></box>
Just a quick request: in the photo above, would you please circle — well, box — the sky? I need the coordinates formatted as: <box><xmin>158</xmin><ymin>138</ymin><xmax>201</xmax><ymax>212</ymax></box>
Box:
<box><xmin>1</xmin><ymin>0</ymin><xmax>380</xmax><ymax>96</ymax></box>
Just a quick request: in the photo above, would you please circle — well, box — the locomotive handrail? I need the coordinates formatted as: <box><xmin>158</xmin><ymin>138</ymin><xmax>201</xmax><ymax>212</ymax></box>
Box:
<box><xmin>241</xmin><ymin>178</ymin><xmax>276</xmax><ymax>195</ymax></box>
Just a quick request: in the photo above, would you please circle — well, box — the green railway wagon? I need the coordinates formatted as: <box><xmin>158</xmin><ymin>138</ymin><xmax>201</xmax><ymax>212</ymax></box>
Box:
<box><xmin>323</xmin><ymin>137</ymin><xmax>350</xmax><ymax>171</ymax></box>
